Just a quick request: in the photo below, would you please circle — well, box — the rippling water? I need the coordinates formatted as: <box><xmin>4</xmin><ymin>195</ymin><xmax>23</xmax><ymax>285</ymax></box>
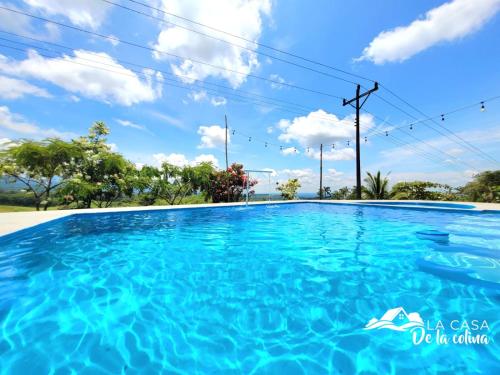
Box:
<box><xmin>0</xmin><ymin>203</ymin><xmax>499</xmax><ymax>374</ymax></box>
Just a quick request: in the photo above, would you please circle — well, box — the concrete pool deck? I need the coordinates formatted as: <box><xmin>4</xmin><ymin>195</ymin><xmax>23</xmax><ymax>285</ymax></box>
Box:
<box><xmin>1</xmin><ymin>200</ymin><xmax>499</xmax><ymax>238</ymax></box>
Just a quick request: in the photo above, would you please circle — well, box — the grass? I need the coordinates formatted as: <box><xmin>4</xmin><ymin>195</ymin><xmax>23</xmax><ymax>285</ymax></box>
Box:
<box><xmin>0</xmin><ymin>205</ymin><xmax>41</xmax><ymax>212</ymax></box>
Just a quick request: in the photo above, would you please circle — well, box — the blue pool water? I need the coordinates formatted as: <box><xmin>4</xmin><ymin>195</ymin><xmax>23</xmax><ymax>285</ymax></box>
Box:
<box><xmin>0</xmin><ymin>203</ymin><xmax>499</xmax><ymax>373</ymax></box>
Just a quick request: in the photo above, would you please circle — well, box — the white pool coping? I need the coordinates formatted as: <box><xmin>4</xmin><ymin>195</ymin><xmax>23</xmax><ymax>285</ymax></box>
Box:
<box><xmin>0</xmin><ymin>199</ymin><xmax>499</xmax><ymax>238</ymax></box>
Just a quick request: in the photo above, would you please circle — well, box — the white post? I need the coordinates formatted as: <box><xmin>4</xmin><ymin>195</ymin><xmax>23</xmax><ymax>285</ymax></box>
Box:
<box><xmin>246</xmin><ymin>172</ymin><xmax>250</xmax><ymax>206</ymax></box>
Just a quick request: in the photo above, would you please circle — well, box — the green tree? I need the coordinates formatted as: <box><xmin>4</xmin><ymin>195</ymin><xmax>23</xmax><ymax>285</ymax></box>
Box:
<box><xmin>318</xmin><ymin>186</ymin><xmax>331</xmax><ymax>199</ymax></box>
<box><xmin>61</xmin><ymin>121</ymin><xmax>136</xmax><ymax>208</ymax></box>
<box><xmin>460</xmin><ymin>170</ymin><xmax>500</xmax><ymax>202</ymax></box>
<box><xmin>391</xmin><ymin>181</ymin><xmax>447</xmax><ymax>200</ymax></box>
<box><xmin>276</xmin><ymin>178</ymin><xmax>301</xmax><ymax>200</ymax></box>
<box><xmin>0</xmin><ymin>139</ymin><xmax>77</xmax><ymax>210</ymax></box>
<box><xmin>137</xmin><ymin>162</ymin><xmax>215</xmax><ymax>206</ymax></box>
<box><xmin>363</xmin><ymin>171</ymin><xmax>390</xmax><ymax>199</ymax></box>
<box><xmin>331</xmin><ymin>186</ymin><xmax>357</xmax><ymax>200</ymax></box>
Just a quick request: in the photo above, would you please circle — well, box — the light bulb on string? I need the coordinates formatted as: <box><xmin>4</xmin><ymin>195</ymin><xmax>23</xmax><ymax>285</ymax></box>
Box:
<box><xmin>441</xmin><ymin>114</ymin><xmax>445</xmax><ymax>121</ymax></box>
<box><xmin>280</xmin><ymin>146</ymin><xmax>283</xmax><ymax>151</ymax></box>
<box><xmin>364</xmin><ymin>137</ymin><xmax>367</xmax><ymax>143</ymax></box>
<box><xmin>385</xmin><ymin>131</ymin><xmax>388</xmax><ymax>136</ymax></box>
<box><xmin>347</xmin><ymin>140</ymin><xmax>350</xmax><ymax>146</ymax></box>
<box><xmin>410</xmin><ymin>124</ymin><xmax>413</xmax><ymax>130</ymax></box>
<box><xmin>332</xmin><ymin>144</ymin><xmax>335</xmax><ymax>149</ymax></box>
<box><xmin>480</xmin><ymin>102</ymin><xmax>485</xmax><ymax>112</ymax></box>
<box><xmin>294</xmin><ymin>147</ymin><xmax>297</xmax><ymax>153</ymax></box>
<box><xmin>307</xmin><ymin>147</ymin><xmax>310</xmax><ymax>153</ymax></box>
<box><xmin>265</xmin><ymin>142</ymin><xmax>268</xmax><ymax>148</ymax></box>
<box><xmin>232</xmin><ymin>130</ymin><xmax>235</xmax><ymax>135</ymax></box>
<box><xmin>248</xmin><ymin>137</ymin><xmax>252</xmax><ymax>142</ymax></box>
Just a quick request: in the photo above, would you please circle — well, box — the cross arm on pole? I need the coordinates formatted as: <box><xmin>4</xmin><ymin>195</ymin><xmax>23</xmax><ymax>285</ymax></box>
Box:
<box><xmin>342</xmin><ymin>82</ymin><xmax>378</xmax><ymax>107</ymax></box>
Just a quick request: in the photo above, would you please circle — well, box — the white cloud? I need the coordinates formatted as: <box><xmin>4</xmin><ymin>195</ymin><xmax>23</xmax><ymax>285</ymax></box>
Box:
<box><xmin>23</xmin><ymin>0</ymin><xmax>112</xmax><ymax>30</ymax></box>
<box><xmin>149</xmin><ymin>111</ymin><xmax>185</xmax><ymax>129</ymax></box>
<box><xmin>0</xmin><ymin>50</ymin><xmax>164</xmax><ymax>106</ymax></box>
<box><xmin>115</xmin><ymin>119</ymin><xmax>147</xmax><ymax>131</ymax></box>
<box><xmin>0</xmin><ymin>106</ymin><xmax>76</xmax><ymax>139</ymax></box>
<box><xmin>269</xmin><ymin>73</ymin><xmax>287</xmax><ymax>89</ymax></box>
<box><xmin>188</xmin><ymin>90</ymin><xmax>208</xmax><ymax>102</ymax></box>
<box><xmin>0</xmin><ymin>2</ymin><xmax>60</xmax><ymax>41</ymax></box>
<box><xmin>152</xmin><ymin>152</ymin><xmax>219</xmax><ymax>168</ymax></box>
<box><xmin>357</xmin><ymin>0</ymin><xmax>500</xmax><ymax>64</ymax></box>
<box><xmin>278</xmin><ymin>110</ymin><xmax>374</xmax><ymax>147</ymax></box>
<box><xmin>266</xmin><ymin>126</ymin><xmax>274</xmax><ymax>134</ymax></box>
<box><xmin>0</xmin><ymin>75</ymin><xmax>51</xmax><ymax>99</ymax></box>
<box><xmin>210</xmin><ymin>96</ymin><xmax>227</xmax><ymax>106</ymax></box>
<box><xmin>107</xmin><ymin>143</ymin><xmax>118</xmax><ymax>152</ymax></box>
<box><xmin>305</xmin><ymin>146</ymin><xmax>355</xmax><ymax>161</ymax></box>
<box><xmin>197</xmin><ymin>125</ymin><xmax>228</xmax><ymax>149</ymax></box>
<box><xmin>281</xmin><ymin>146</ymin><xmax>298</xmax><ymax>156</ymax></box>
<box><xmin>193</xmin><ymin>154</ymin><xmax>219</xmax><ymax>167</ymax></box>
<box><xmin>152</xmin><ymin>0</ymin><xmax>271</xmax><ymax>88</ymax></box>
<box><xmin>0</xmin><ymin>137</ymin><xmax>16</xmax><ymax>150</ymax></box>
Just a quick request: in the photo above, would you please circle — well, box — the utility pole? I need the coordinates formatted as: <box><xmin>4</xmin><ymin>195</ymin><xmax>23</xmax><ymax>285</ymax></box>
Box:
<box><xmin>319</xmin><ymin>143</ymin><xmax>323</xmax><ymax>200</ymax></box>
<box><xmin>342</xmin><ymin>82</ymin><xmax>378</xmax><ymax>199</ymax></box>
<box><xmin>224</xmin><ymin>114</ymin><xmax>228</xmax><ymax>170</ymax></box>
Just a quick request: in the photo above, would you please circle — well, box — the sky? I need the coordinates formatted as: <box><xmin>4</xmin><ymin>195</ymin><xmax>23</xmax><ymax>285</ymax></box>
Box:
<box><xmin>0</xmin><ymin>0</ymin><xmax>499</xmax><ymax>193</ymax></box>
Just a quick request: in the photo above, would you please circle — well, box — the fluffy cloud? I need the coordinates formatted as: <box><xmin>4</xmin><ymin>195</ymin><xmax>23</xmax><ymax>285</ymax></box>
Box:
<box><xmin>23</xmin><ymin>0</ymin><xmax>112</xmax><ymax>30</ymax></box>
<box><xmin>152</xmin><ymin>0</ymin><xmax>271</xmax><ymax>88</ymax></box>
<box><xmin>281</xmin><ymin>146</ymin><xmax>298</xmax><ymax>156</ymax></box>
<box><xmin>0</xmin><ymin>106</ymin><xmax>75</xmax><ymax>138</ymax></box>
<box><xmin>357</xmin><ymin>0</ymin><xmax>500</xmax><ymax>64</ymax></box>
<box><xmin>278</xmin><ymin>109</ymin><xmax>374</xmax><ymax>147</ymax></box>
<box><xmin>197</xmin><ymin>125</ymin><xmax>228</xmax><ymax>149</ymax></box>
<box><xmin>0</xmin><ymin>75</ymin><xmax>51</xmax><ymax>99</ymax></box>
<box><xmin>188</xmin><ymin>90</ymin><xmax>227</xmax><ymax>107</ymax></box>
<box><xmin>0</xmin><ymin>50</ymin><xmax>163</xmax><ymax>106</ymax></box>
<box><xmin>210</xmin><ymin>96</ymin><xmax>227</xmax><ymax>106</ymax></box>
<box><xmin>304</xmin><ymin>146</ymin><xmax>355</xmax><ymax>161</ymax></box>
<box><xmin>152</xmin><ymin>152</ymin><xmax>219</xmax><ymax>168</ymax></box>
<box><xmin>269</xmin><ymin>73</ymin><xmax>287</xmax><ymax>89</ymax></box>
<box><xmin>0</xmin><ymin>2</ymin><xmax>59</xmax><ymax>41</ymax></box>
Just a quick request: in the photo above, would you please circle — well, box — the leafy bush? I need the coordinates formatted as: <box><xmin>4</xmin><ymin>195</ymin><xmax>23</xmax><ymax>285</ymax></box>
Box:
<box><xmin>276</xmin><ymin>178</ymin><xmax>301</xmax><ymax>200</ymax></box>
<box><xmin>208</xmin><ymin>163</ymin><xmax>257</xmax><ymax>203</ymax></box>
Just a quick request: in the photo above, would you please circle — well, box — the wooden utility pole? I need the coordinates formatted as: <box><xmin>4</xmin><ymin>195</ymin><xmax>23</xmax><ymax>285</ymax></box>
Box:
<box><xmin>319</xmin><ymin>143</ymin><xmax>323</xmax><ymax>200</ymax></box>
<box><xmin>224</xmin><ymin>114</ymin><xmax>228</xmax><ymax>170</ymax></box>
<box><xmin>342</xmin><ymin>82</ymin><xmax>378</xmax><ymax>199</ymax></box>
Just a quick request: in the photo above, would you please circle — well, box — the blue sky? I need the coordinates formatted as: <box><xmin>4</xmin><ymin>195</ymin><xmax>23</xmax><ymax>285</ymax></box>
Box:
<box><xmin>0</xmin><ymin>0</ymin><xmax>499</xmax><ymax>192</ymax></box>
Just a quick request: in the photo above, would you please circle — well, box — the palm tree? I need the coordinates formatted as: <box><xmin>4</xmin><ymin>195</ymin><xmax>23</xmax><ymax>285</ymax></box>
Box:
<box><xmin>363</xmin><ymin>171</ymin><xmax>390</xmax><ymax>199</ymax></box>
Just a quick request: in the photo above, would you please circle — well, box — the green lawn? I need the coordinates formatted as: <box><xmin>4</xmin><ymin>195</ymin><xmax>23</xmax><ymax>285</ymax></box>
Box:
<box><xmin>0</xmin><ymin>205</ymin><xmax>40</xmax><ymax>212</ymax></box>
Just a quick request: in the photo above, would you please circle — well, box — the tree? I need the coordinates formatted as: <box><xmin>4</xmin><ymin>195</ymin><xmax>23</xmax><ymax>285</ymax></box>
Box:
<box><xmin>276</xmin><ymin>178</ymin><xmax>301</xmax><ymax>200</ymax></box>
<box><xmin>60</xmin><ymin>121</ymin><xmax>136</xmax><ymax>208</ymax></box>
<box><xmin>390</xmin><ymin>181</ymin><xmax>451</xmax><ymax>201</ymax></box>
<box><xmin>137</xmin><ymin>162</ymin><xmax>215</xmax><ymax>206</ymax></box>
<box><xmin>363</xmin><ymin>171</ymin><xmax>390</xmax><ymax>199</ymax></box>
<box><xmin>0</xmin><ymin>139</ymin><xmax>77</xmax><ymax>210</ymax></box>
<box><xmin>318</xmin><ymin>186</ymin><xmax>332</xmax><ymax>199</ymax></box>
<box><xmin>331</xmin><ymin>186</ymin><xmax>357</xmax><ymax>200</ymax></box>
<box><xmin>460</xmin><ymin>170</ymin><xmax>500</xmax><ymax>203</ymax></box>
<box><xmin>208</xmin><ymin>163</ymin><xmax>257</xmax><ymax>203</ymax></box>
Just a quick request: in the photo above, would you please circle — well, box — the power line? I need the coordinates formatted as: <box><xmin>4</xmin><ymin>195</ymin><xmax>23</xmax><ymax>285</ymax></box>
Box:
<box><xmin>0</xmin><ymin>39</ymin><xmax>350</xmax><ymax>124</ymax></box>
<box><xmin>99</xmin><ymin>0</ymin><xmax>360</xmax><ymax>86</ymax></box>
<box><xmin>0</xmin><ymin>5</ymin><xmax>343</xmax><ymax>100</ymax></box>
<box><xmin>120</xmin><ymin>0</ymin><xmax>376</xmax><ymax>84</ymax></box>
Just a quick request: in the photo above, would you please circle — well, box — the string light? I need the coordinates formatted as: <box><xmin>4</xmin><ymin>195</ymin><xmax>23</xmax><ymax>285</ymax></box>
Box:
<box><xmin>294</xmin><ymin>147</ymin><xmax>297</xmax><ymax>153</ymax></box>
<box><xmin>248</xmin><ymin>137</ymin><xmax>252</xmax><ymax>142</ymax></box>
<box><xmin>410</xmin><ymin>124</ymin><xmax>413</xmax><ymax>130</ymax></box>
<box><xmin>232</xmin><ymin>130</ymin><xmax>235</xmax><ymax>135</ymax></box>
<box><xmin>265</xmin><ymin>142</ymin><xmax>268</xmax><ymax>147</ymax></box>
<box><xmin>441</xmin><ymin>114</ymin><xmax>445</xmax><ymax>121</ymax></box>
<box><xmin>331</xmin><ymin>144</ymin><xmax>335</xmax><ymax>149</ymax></box>
<box><xmin>280</xmin><ymin>146</ymin><xmax>283</xmax><ymax>151</ymax></box>
<box><xmin>364</xmin><ymin>136</ymin><xmax>367</xmax><ymax>143</ymax></box>
<box><xmin>480</xmin><ymin>101</ymin><xmax>485</xmax><ymax>112</ymax></box>
<box><xmin>385</xmin><ymin>131</ymin><xmax>389</xmax><ymax>136</ymax></box>
<box><xmin>347</xmin><ymin>140</ymin><xmax>350</xmax><ymax>146</ymax></box>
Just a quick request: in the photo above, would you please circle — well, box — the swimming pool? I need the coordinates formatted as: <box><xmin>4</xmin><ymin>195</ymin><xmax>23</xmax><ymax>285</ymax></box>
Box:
<box><xmin>0</xmin><ymin>203</ymin><xmax>498</xmax><ymax>373</ymax></box>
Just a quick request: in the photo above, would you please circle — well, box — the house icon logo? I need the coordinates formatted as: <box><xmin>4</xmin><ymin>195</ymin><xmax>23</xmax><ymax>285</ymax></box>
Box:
<box><xmin>364</xmin><ymin>307</ymin><xmax>424</xmax><ymax>332</ymax></box>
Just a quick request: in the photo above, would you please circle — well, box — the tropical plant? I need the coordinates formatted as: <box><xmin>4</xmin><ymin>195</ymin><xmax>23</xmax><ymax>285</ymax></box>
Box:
<box><xmin>460</xmin><ymin>170</ymin><xmax>500</xmax><ymax>202</ymax></box>
<box><xmin>0</xmin><ymin>139</ymin><xmax>78</xmax><ymax>210</ymax></box>
<box><xmin>208</xmin><ymin>163</ymin><xmax>257</xmax><ymax>203</ymax></box>
<box><xmin>60</xmin><ymin>121</ymin><xmax>136</xmax><ymax>208</ymax></box>
<box><xmin>276</xmin><ymin>178</ymin><xmax>301</xmax><ymax>200</ymax></box>
<box><xmin>363</xmin><ymin>171</ymin><xmax>390</xmax><ymax>199</ymax></box>
<box><xmin>331</xmin><ymin>186</ymin><xmax>357</xmax><ymax>200</ymax></box>
<box><xmin>318</xmin><ymin>186</ymin><xmax>331</xmax><ymax>199</ymax></box>
<box><xmin>390</xmin><ymin>181</ymin><xmax>453</xmax><ymax>201</ymax></box>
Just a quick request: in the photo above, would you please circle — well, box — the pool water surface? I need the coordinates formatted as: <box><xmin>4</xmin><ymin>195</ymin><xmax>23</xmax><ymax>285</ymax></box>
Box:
<box><xmin>0</xmin><ymin>203</ymin><xmax>498</xmax><ymax>373</ymax></box>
